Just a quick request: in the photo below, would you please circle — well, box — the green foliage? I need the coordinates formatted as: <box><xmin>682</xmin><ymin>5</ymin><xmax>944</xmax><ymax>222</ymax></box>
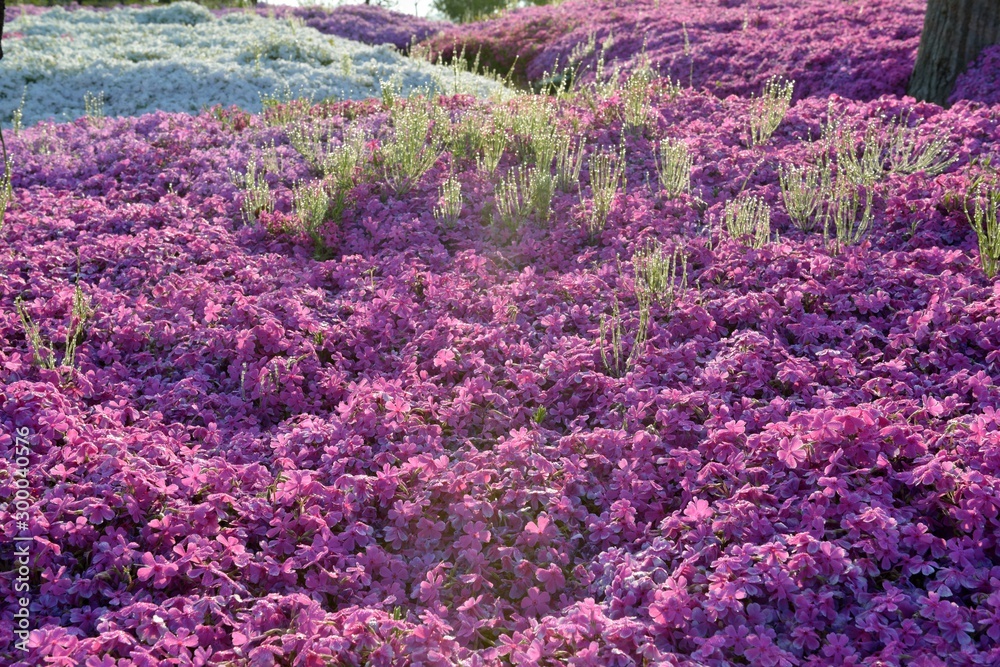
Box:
<box><xmin>587</xmin><ymin>147</ymin><xmax>625</xmax><ymax>238</ymax></box>
<box><xmin>10</xmin><ymin>87</ymin><xmax>27</xmax><ymax>137</ymax></box>
<box><xmin>382</xmin><ymin>101</ymin><xmax>442</xmax><ymax>195</ymax></box>
<box><xmin>779</xmin><ymin>156</ymin><xmax>832</xmax><ymax>232</ymax></box>
<box><xmin>434</xmin><ymin>174</ymin><xmax>464</xmax><ymax>227</ymax></box>
<box><xmin>433</xmin><ymin>0</ymin><xmax>512</xmax><ymax>23</ymax></box>
<box><xmin>724</xmin><ymin>194</ymin><xmax>770</xmax><ymax>248</ymax></box>
<box><xmin>883</xmin><ymin>114</ymin><xmax>957</xmax><ymax>177</ymax></box>
<box><xmin>531</xmin><ymin>124</ymin><xmax>560</xmax><ymax>172</ymax></box>
<box><xmin>450</xmin><ymin>110</ymin><xmax>488</xmax><ymax>161</ymax></box>
<box><xmin>621</xmin><ymin>58</ymin><xmax>656</xmax><ymax>134</ymax></box>
<box><xmin>477</xmin><ymin>128</ymin><xmax>508</xmax><ymax>174</ymax></box>
<box><xmin>965</xmin><ymin>179</ymin><xmax>1000</xmax><ymax>278</ymax></box>
<box><xmin>286</xmin><ymin>121</ymin><xmax>327</xmax><ymax>177</ymax></box>
<box><xmin>229</xmin><ymin>159</ymin><xmax>274</xmax><ymax>225</ymax></box>
<box><xmin>15</xmin><ymin>285</ymin><xmax>94</xmax><ymax>371</ymax></box>
<box><xmin>632</xmin><ymin>239</ymin><xmax>688</xmax><ymax>309</ymax></box>
<box><xmin>592</xmin><ymin>34</ymin><xmax>621</xmax><ymax>101</ymax></box>
<box><xmin>493</xmin><ymin>165</ymin><xmax>531</xmax><ymax>232</ymax></box>
<box><xmin>379</xmin><ymin>76</ymin><xmax>403</xmax><ymax>111</ymax></box>
<box><xmin>532</xmin><ymin>406</ymin><xmax>547</xmax><ymax>423</ymax></box>
<box><xmin>534</xmin><ymin>30</ymin><xmax>596</xmax><ymax>98</ymax></box>
<box><xmin>510</xmin><ymin>97</ymin><xmax>554</xmax><ymax>161</ymax></box>
<box><xmin>833</xmin><ymin>122</ymin><xmax>884</xmax><ymax>186</ymax></box>
<box><xmin>292</xmin><ymin>180</ymin><xmax>332</xmax><ymax>255</ymax></box>
<box><xmin>747</xmin><ymin>76</ymin><xmax>793</xmax><ymax>146</ymax></box>
<box><xmin>599</xmin><ymin>294</ymin><xmax>647</xmax><ymax>379</ymax></box>
<box><xmin>325</xmin><ymin>127</ymin><xmax>367</xmax><ymax>186</ymax></box>
<box><xmin>526</xmin><ymin>162</ymin><xmax>554</xmax><ymax>224</ymax></box>
<box><xmin>824</xmin><ymin>178</ymin><xmax>874</xmax><ymax>254</ymax></box>
<box><xmin>554</xmin><ymin>133</ymin><xmax>585</xmax><ymax>193</ymax></box>
<box><xmin>260</xmin><ymin>83</ymin><xmax>313</xmax><ymax>126</ymax></box>
<box><xmin>655</xmin><ymin>138</ymin><xmax>692</xmax><ymax>198</ymax></box>
<box><xmin>777</xmin><ymin>140</ymin><xmax>873</xmax><ymax>251</ymax></box>
<box><xmin>0</xmin><ymin>134</ymin><xmax>12</xmax><ymax>232</ymax></box>
<box><xmin>84</xmin><ymin>90</ymin><xmax>106</xmax><ymax>127</ymax></box>
<box><xmin>821</xmin><ymin>112</ymin><xmax>955</xmax><ymax>193</ymax></box>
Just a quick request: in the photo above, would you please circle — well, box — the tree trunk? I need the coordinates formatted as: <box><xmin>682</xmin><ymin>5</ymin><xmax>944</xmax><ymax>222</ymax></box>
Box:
<box><xmin>908</xmin><ymin>0</ymin><xmax>1000</xmax><ymax>106</ymax></box>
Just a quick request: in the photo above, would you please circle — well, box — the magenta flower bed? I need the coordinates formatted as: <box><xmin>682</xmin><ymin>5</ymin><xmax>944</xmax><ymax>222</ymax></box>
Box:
<box><xmin>951</xmin><ymin>45</ymin><xmax>1000</xmax><ymax>107</ymax></box>
<box><xmin>285</xmin><ymin>4</ymin><xmax>447</xmax><ymax>53</ymax></box>
<box><xmin>423</xmin><ymin>0</ymin><xmax>1000</xmax><ymax>105</ymax></box>
<box><xmin>1</xmin><ymin>83</ymin><xmax>999</xmax><ymax>666</ymax></box>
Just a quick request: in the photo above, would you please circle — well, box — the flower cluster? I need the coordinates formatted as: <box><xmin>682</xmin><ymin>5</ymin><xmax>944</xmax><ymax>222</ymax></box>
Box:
<box><xmin>426</xmin><ymin>0</ymin><xmax>931</xmax><ymax>101</ymax></box>
<box><xmin>280</xmin><ymin>4</ymin><xmax>447</xmax><ymax>53</ymax></box>
<box><xmin>951</xmin><ymin>45</ymin><xmax>1000</xmax><ymax>107</ymax></box>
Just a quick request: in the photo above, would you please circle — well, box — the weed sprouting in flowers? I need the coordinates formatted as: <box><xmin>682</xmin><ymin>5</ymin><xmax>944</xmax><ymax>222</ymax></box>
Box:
<box><xmin>379</xmin><ymin>75</ymin><xmax>403</xmax><ymax>110</ymax></box>
<box><xmin>84</xmin><ymin>90</ymin><xmax>105</xmax><ymax>127</ymax></box>
<box><xmin>633</xmin><ymin>239</ymin><xmax>688</xmax><ymax>309</ymax></box>
<box><xmin>531</xmin><ymin>124</ymin><xmax>560</xmax><ymax>172</ymax></box>
<box><xmin>511</xmin><ymin>97</ymin><xmax>556</xmax><ymax>161</ymax></box>
<box><xmin>824</xmin><ymin>178</ymin><xmax>874</xmax><ymax>253</ymax></box>
<box><xmin>832</xmin><ymin>122</ymin><xmax>885</xmax><ymax>186</ymax></box>
<box><xmin>747</xmin><ymin>76</ymin><xmax>793</xmax><ymax>146</ymax></box>
<box><xmin>287</xmin><ymin>120</ymin><xmax>329</xmax><ymax>176</ymax></box>
<box><xmin>260</xmin><ymin>82</ymin><xmax>308</xmax><ymax>126</ymax></box>
<box><xmin>591</xmin><ymin>33</ymin><xmax>621</xmax><ymax>101</ymax></box>
<box><xmin>599</xmin><ymin>294</ymin><xmax>648</xmax><ymax>378</ymax></box>
<box><xmin>383</xmin><ymin>99</ymin><xmax>442</xmax><ymax>195</ymax></box>
<box><xmin>527</xmin><ymin>164</ymin><xmax>555</xmax><ymax>224</ymax></box>
<box><xmin>621</xmin><ymin>57</ymin><xmax>655</xmax><ymax>134</ymax></box>
<box><xmin>325</xmin><ymin>126</ymin><xmax>367</xmax><ymax>184</ymax></box>
<box><xmin>0</xmin><ymin>133</ymin><xmax>12</xmax><ymax>232</ymax></box>
<box><xmin>15</xmin><ymin>285</ymin><xmax>93</xmax><ymax>371</ymax></box>
<box><xmin>434</xmin><ymin>173</ymin><xmax>463</xmax><ymax>227</ymax></box>
<box><xmin>11</xmin><ymin>86</ymin><xmax>27</xmax><ymax>136</ymax></box>
<box><xmin>965</xmin><ymin>177</ymin><xmax>1000</xmax><ymax>278</ymax></box>
<box><xmin>229</xmin><ymin>159</ymin><xmax>274</xmax><ymax>224</ymax></box>
<box><xmin>724</xmin><ymin>194</ymin><xmax>770</xmax><ymax>248</ymax></box>
<box><xmin>587</xmin><ymin>146</ymin><xmax>625</xmax><ymax>238</ymax></box>
<box><xmin>292</xmin><ymin>180</ymin><xmax>332</xmax><ymax>255</ymax></box>
<box><xmin>494</xmin><ymin>165</ymin><xmax>531</xmax><ymax>232</ymax></box>
<box><xmin>555</xmin><ymin>133</ymin><xmax>585</xmax><ymax>193</ymax></box>
<box><xmin>884</xmin><ymin>113</ymin><xmax>957</xmax><ymax>177</ymax></box>
<box><xmin>477</xmin><ymin>128</ymin><xmax>508</xmax><ymax>174</ymax></box>
<box><xmin>487</xmin><ymin>161</ymin><xmax>553</xmax><ymax>230</ymax></box>
<box><xmin>656</xmin><ymin>138</ymin><xmax>692</xmax><ymax>198</ymax></box>
<box><xmin>779</xmin><ymin>156</ymin><xmax>832</xmax><ymax>232</ymax></box>
<box><xmin>450</xmin><ymin>110</ymin><xmax>487</xmax><ymax>161</ymax></box>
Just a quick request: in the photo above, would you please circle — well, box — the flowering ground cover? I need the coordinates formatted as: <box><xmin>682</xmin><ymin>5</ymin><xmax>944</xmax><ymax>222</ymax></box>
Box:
<box><xmin>0</xmin><ymin>2</ymin><xmax>498</xmax><ymax>127</ymax></box>
<box><xmin>425</xmin><ymin>0</ymin><xmax>999</xmax><ymax>106</ymax></box>
<box><xmin>951</xmin><ymin>45</ymin><xmax>1000</xmax><ymax>108</ymax></box>
<box><xmin>273</xmin><ymin>4</ymin><xmax>448</xmax><ymax>54</ymax></box>
<box><xmin>1</xmin><ymin>36</ymin><xmax>1000</xmax><ymax>662</ymax></box>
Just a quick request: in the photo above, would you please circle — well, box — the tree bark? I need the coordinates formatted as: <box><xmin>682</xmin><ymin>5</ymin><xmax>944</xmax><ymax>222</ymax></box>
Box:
<box><xmin>908</xmin><ymin>0</ymin><xmax>1000</xmax><ymax>106</ymax></box>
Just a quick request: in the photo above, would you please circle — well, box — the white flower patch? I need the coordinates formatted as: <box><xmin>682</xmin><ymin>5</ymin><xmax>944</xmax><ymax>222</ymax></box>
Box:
<box><xmin>0</xmin><ymin>2</ymin><xmax>506</xmax><ymax>126</ymax></box>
